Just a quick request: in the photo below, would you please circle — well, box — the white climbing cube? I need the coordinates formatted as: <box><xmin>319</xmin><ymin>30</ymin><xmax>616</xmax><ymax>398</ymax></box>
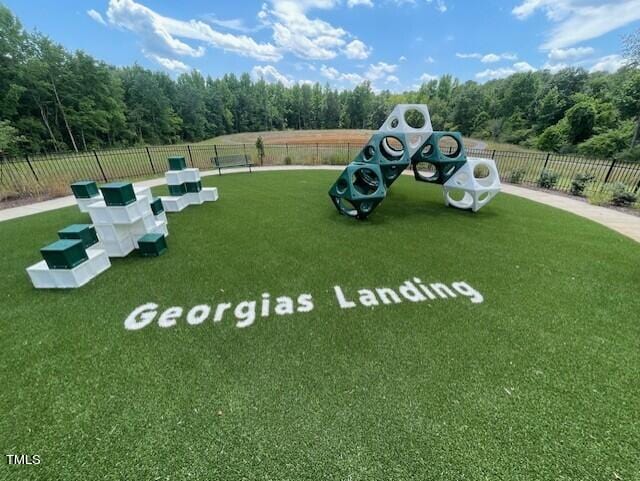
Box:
<box><xmin>161</xmin><ymin>195</ymin><xmax>190</xmax><ymax>212</ymax></box>
<box><xmin>378</xmin><ymin>104</ymin><xmax>434</xmax><ymax>157</ymax></box>
<box><xmin>442</xmin><ymin>157</ymin><xmax>501</xmax><ymax>212</ymax></box>
<box><xmin>201</xmin><ymin>187</ymin><xmax>219</xmax><ymax>202</ymax></box>
<box><xmin>26</xmin><ymin>248</ymin><xmax>111</xmax><ymax>289</ymax></box>
<box><xmin>76</xmin><ymin>195</ymin><xmax>102</xmax><ymax>213</ymax></box>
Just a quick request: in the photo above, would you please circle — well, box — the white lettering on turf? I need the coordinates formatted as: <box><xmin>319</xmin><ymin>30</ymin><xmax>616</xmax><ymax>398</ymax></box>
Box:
<box><xmin>123</xmin><ymin>277</ymin><xmax>486</xmax><ymax>331</ymax></box>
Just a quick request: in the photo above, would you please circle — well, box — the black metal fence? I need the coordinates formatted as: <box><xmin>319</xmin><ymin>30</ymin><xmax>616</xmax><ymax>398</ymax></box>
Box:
<box><xmin>1</xmin><ymin>143</ymin><xmax>639</xmax><ymax>198</ymax></box>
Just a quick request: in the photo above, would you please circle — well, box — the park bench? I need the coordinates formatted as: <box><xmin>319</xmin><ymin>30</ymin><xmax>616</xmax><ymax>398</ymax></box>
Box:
<box><xmin>212</xmin><ymin>153</ymin><xmax>254</xmax><ymax>175</ymax></box>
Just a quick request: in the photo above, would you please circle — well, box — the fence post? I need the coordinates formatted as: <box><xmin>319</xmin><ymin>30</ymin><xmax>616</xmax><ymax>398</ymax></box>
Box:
<box><xmin>187</xmin><ymin>144</ymin><xmax>194</xmax><ymax>167</ymax></box>
<box><xmin>543</xmin><ymin>152</ymin><xmax>551</xmax><ymax>170</ymax></box>
<box><xmin>603</xmin><ymin>159</ymin><xmax>616</xmax><ymax>184</ymax></box>
<box><xmin>93</xmin><ymin>150</ymin><xmax>107</xmax><ymax>182</ymax></box>
<box><xmin>316</xmin><ymin>143</ymin><xmax>319</xmax><ymax>164</ymax></box>
<box><xmin>635</xmin><ymin>179</ymin><xmax>640</xmax><ymax>194</ymax></box>
<box><xmin>214</xmin><ymin>145</ymin><xmax>219</xmax><ymax>166</ymax></box>
<box><xmin>25</xmin><ymin>154</ymin><xmax>39</xmax><ymax>182</ymax></box>
<box><xmin>145</xmin><ymin>146</ymin><xmax>155</xmax><ymax>174</ymax></box>
<box><xmin>491</xmin><ymin>149</ymin><xmax>496</xmax><ymax>160</ymax></box>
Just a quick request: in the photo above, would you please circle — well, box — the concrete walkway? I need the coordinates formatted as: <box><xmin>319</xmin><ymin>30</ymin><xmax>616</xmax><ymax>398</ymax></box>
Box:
<box><xmin>1</xmin><ymin>165</ymin><xmax>639</xmax><ymax>244</ymax></box>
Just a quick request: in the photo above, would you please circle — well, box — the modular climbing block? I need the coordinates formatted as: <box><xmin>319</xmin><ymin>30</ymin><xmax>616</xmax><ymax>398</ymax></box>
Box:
<box><xmin>411</xmin><ymin>131</ymin><xmax>467</xmax><ymax>185</ymax></box>
<box><xmin>168</xmin><ymin>183</ymin><xmax>187</xmax><ymax>196</ymax></box>
<box><xmin>354</xmin><ymin>132</ymin><xmax>413</xmax><ymax>187</ymax></box>
<box><xmin>40</xmin><ymin>239</ymin><xmax>88</xmax><ymax>270</ymax></box>
<box><xmin>328</xmin><ymin>163</ymin><xmax>387</xmax><ymax>220</ymax></box>
<box><xmin>150</xmin><ymin>197</ymin><xmax>164</xmax><ymax>216</ymax></box>
<box><xmin>185</xmin><ymin>181</ymin><xmax>203</xmax><ymax>193</ymax></box>
<box><xmin>58</xmin><ymin>224</ymin><xmax>99</xmax><ymax>248</ymax></box>
<box><xmin>71</xmin><ymin>181</ymin><xmax>99</xmax><ymax>199</ymax></box>
<box><xmin>168</xmin><ymin>156</ymin><xmax>187</xmax><ymax>171</ymax></box>
<box><xmin>138</xmin><ymin>233</ymin><xmax>168</xmax><ymax>257</ymax></box>
<box><xmin>100</xmin><ymin>182</ymin><xmax>137</xmax><ymax>206</ymax></box>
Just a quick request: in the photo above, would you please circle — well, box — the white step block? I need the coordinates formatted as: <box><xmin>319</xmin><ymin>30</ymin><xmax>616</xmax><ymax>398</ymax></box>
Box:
<box><xmin>101</xmin><ymin>236</ymin><xmax>136</xmax><ymax>257</ymax></box>
<box><xmin>185</xmin><ymin>192</ymin><xmax>204</xmax><ymax>205</ymax></box>
<box><xmin>76</xmin><ymin>196</ymin><xmax>102</xmax><ymax>213</ymax></box>
<box><xmin>442</xmin><ymin>157</ymin><xmax>501</xmax><ymax>212</ymax></box>
<box><xmin>152</xmin><ymin>220</ymin><xmax>169</xmax><ymax>237</ymax></box>
<box><xmin>201</xmin><ymin>187</ymin><xmax>219</xmax><ymax>202</ymax></box>
<box><xmin>27</xmin><ymin>249</ymin><xmax>111</xmax><ymax>289</ymax></box>
<box><xmin>134</xmin><ymin>185</ymin><xmax>152</xmax><ymax>203</ymax></box>
<box><xmin>87</xmin><ymin>196</ymin><xmax>151</xmax><ymax>225</ymax></box>
<box><xmin>94</xmin><ymin>223</ymin><xmax>131</xmax><ymax>242</ymax></box>
<box><xmin>154</xmin><ymin>211</ymin><xmax>168</xmax><ymax>224</ymax></box>
<box><xmin>166</xmin><ymin>168</ymin><xmax>201</xmax><ymax>185</ymax></box>
<box><xmin>160</xmin><ymin>195</ymin><xmax>189</xmax><ymax>212</ymax></box>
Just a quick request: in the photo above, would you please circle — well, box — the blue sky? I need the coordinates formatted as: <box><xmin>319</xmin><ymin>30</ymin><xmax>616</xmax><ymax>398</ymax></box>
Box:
<box><xmin>6</xmin><ymin>0</ymin><xmax>640</xmax><ymax>90</ymax></box>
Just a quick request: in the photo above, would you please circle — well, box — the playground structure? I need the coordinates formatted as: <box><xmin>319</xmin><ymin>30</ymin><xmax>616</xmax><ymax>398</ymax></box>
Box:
<box><xmin>26</xmin><ymin>157</ymin><xmax>218</xmax><ymax>289</ymax></box>
<box><xmin>329</xmin><ymin>105</ymin><xmax>501</xmax><ymax>219</ymax></box>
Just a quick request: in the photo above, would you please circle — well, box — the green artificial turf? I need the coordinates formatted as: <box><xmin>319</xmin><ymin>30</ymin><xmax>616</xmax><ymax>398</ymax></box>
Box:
<box><xmin>1</xmin><ymin>171</ymin><xmax>639</xmax><ymax>480</ymax></box>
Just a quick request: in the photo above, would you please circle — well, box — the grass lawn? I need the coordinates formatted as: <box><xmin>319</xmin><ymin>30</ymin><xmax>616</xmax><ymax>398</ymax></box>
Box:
<box><xmin>1</xmin><ymin>171</ymin><xmax>639</xmax><ymax>480</ymax></box>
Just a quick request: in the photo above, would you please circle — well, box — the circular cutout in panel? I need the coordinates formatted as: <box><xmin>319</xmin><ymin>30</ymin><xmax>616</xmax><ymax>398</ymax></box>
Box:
<box><xmin>478</xmin><ymin>192</ymin><xmax>489</xmax><ymax>202</ymax></box>
<box><xmin>473</xmin><ymin>162</ymin><xmax>496</xmax><ymax>187</ymax></box>
<box><xmin>336</xmin><ymin>178</ymin><xmax>348</xmax><ymax>194</ymax></box>
<box><xmin>414</xmin><ymin>161</ymin><xmax>438</xmax><ymax>181</ymax></box>
<box><xmin>404</xmin><ymin>108</ymin><xmax>426</xmax><ymax>129</ymax></box>
<box><xmin>455</xmin><ymin>171</ymin><xmax>469</xmax><ymax>186</ymax></box>
<box><xmin>421</xmin><ymin>143</ymin><xmax>434</xmax><ymax>158</ymax></box>
<box><xmin>352</xmin><ymin>168</ymin><xmax>380</xmax><ymax>196</ymax></box>
<box><xmin>338</xmin><ymin>198</ymin><xmax>358</xmax><ymax>217</ymax></box>
<box><xmin>380</xmin><ymin>136</ymin><xmax>405</xmax><ymax>161</ymax></box>
<box><xmin>389</xmin><ymin>117</ymin><xmax>399</xmax><ymax>129</ymax></box>
<box><xmin>439</xmin><ymin>135</ymin><xmax>462</xmax><ymax>159</ymax></box>
<box><xmin>408</xmin><ymin>134</ymin><xmax>422</xmax><ymax>149</ymax></box>
<box><xmin>363</xmin><ymin>145</ymin><xmax>375</xmax><ymax>161</ymax></box>
<box><xmin>446</xmin><ymin>188</ymin><xmax>473</xmax><ymax>209</ymax></box>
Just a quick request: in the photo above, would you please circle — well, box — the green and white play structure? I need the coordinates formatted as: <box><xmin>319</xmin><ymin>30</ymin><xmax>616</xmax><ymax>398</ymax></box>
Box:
<box><xmin>26</xmin><ymin>157</ymin><xmax>218</xmax><ymax>289</ymax></box>
<box><xmin>329</xmin><ymin>104</ymin><xmax>501</xmax><ymax>219</ymax></box>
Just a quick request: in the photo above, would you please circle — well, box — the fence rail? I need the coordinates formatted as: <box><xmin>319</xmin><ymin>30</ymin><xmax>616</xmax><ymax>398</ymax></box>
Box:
<box><xmin>1</xmin><ymin>143</ymin><xmax>639</xmax><ymax>199</ymax></box>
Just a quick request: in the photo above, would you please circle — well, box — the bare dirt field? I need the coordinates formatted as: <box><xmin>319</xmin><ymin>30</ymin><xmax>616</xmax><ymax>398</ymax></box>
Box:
<box><xmin>201</xmin><ymin>129</ymin><xmax>490</xmax><ymax>149</ymax></box>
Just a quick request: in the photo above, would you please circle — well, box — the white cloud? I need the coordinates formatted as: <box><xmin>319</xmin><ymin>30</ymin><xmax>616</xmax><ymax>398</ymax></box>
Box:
<box><xmin>105</xmin><ymin>0</ymin><xmax>280</xmax><ymax>61</ymax></box>
<box><xmin>420</xmin><ymin>73</ymin><xmax>438</xmax><ymax>82</ymax></box>
<box><xmin>512</xmin><ymin>0</ymin><xmax>640</xmax><ymax>50</ymax></box>
<box><xmin>385</xmin><ymin>75</ymin><xmax>400</xmax><ymax>84</ymax></box>
<box><xmin>201</xmin><ymin>15</ymin><xmax>257</xmax><ymax>33</ymax></box>
<box><xmin>589</xmin><ymin>54</ymin><xmax>628</xmax><ymax>73</ymax></box>
<box><xmin>87</xmin><ymin>9</ymin><xmax>107</xmax><ymax>26</ymax></box>
<box><xmin>320</xmin><ymin>64</ymin><xmax>365</xmax><ymax>84</ymax></box>
<box><xmin>548</xmin><ymin>46</ymin><xmax>594</xmax><ymax>61</ymax></box>
<box><xmin>146</xmin><ymin>54</ymin><xmax>190</xmax><ymax>72</ymax></box>
<box><xmin>426</xmin><ymin>0</ymin><xmax>447</xmax><ymax>12</ymax></box>
<box><xmin>425</xmin><ymin>56</ymin><xmax>435</xmax><ymax>63</ymax></box>
<box><xmin>251</xmin><ymin>65</ymin><xmax>292</xmax><ymax>86</ymax></box>
<box><xmin>365</xmin><ymin>61</ymin><xmax>397</xmax><ymax>81</ymax></box>
<box><xmin>481</xmin><ymin>53</ymin><xmax>501</xmax><ymax>63</ymax></box>
<box><xmin>456</xmin><ymin>52</ymin><xmax>482</xmax><ymax>59</ymax></box>
<box><xmin>542</xmin><ymin>62</ymin><xmax>569</xmax><ymax>73</ymax></box>
<box><xmin>344</xmin><ymin>39</ymin><xmax>372</xmax><ymax>59</ymax></box>
<box><xmin>399</xmin><ymin>55</ymin><xmax>407</xmax><ymax>62</ymax></box>
<box><xmin>347</xmin><ymin>0</ymin><xmax>373</xmax><ymax>6</ymax></box>
<box><xmin>476</xmin><ymin>61</ymin><xmax>536</xmax><ymax>80</ymax></box>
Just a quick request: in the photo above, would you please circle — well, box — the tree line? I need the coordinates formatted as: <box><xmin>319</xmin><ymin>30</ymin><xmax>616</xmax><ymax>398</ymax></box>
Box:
<box><xmin>1</xmin><ymin>5</ymin><xmax>638</xmax><ymax>160</ymax></box>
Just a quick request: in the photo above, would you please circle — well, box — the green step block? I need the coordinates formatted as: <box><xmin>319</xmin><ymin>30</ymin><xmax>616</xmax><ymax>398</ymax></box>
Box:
<box><xmin>58</xmin><ymin>224</ymin><xmax>98</xmax><ymax>248</ymax></box>
<box><xmin>99</xmin><ymin>182</ymin><xmax>136</xmax><ymax>206</ymax></box>
<box><xmin>411</xmin><ymin>132</ymin><xmax>467</xmax><ymax>184</ymax></box>
<box><xmin>168</xmin><ymin>156</ymin><xmax>186</xmax><ymax>171</ymax></box>
<box><xmin>70</xmin><ymin>180</ymin><xmax>99</xmax><ymax>199</ymax></box>
<box><xmin>40</xmin><ymin>239</ymin><xmax>88</xmax><ymax>270</ymax></box>
<box><xmin>168</xmin><ymin>183</ymin><xmax>187</xmax><ymax>196</ymax></box>
<box><xmin>328</xmin><ymin>163</ymin><xmax>387</xmax><ymax>220</ymax></box>
<box><xmin>353</xmin><ymin>132</ymin><xmax>412</xmax><ymax>187</ymax></box>
<box><xmin>185</xmin><ymin>181</ymin><xmax>202</xmax><ymax>193</ymax></box>
<box><xmin>138</xmin><ymin>233</ymin><xmax>168</xmax><ymax>257</ymax></box>
<box><xmin>150</xmin><ymin>197</ymin><xmax>164</xmax><ymax>215</ymax></box>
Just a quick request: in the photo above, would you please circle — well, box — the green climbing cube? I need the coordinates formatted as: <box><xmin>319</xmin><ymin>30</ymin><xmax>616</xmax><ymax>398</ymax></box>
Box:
<box><xmin>138</xmin><ymin>233</ymin><xmax>168</xmax><ymax>257</ymax></box>
<box><xmin>150</xmin><ymin>197</ymin><xmax>164</xmax><ymax>215</ymax></box>
<box><xmin>100</xmin><ymin>182</ymin><xmax>137</xmax><ymax>206</ymax></box>
<box><xmin>411</xmin><ymin>131</ymin><xmax>467</xmax><ymax>185</ymax></box>
<box><xmin>168</xmin><ymin>156</ymin><xmax>186</xmax><ymax>171</ymax></box>
<box><xmin>168</xmin><ymin>183</ymin><xmax>187</xmax><ymax>196</ymax></box>
<box><xmin>70</xmin><ymin>181</ymin><xmax>99</xmax><ymax>199</ymax></box>
<box><xmin>328</xmin><ymin>163</ymin><xmax>387</xmax><ymax>219</ymax></box>
<box><xmin>185</xmin><ymin>181</ymin><xmax>202</xmax><ymax>193</ymax></box>
<box><xmin>58</xmin><ymin>224</ymin><xmax>98</xmax><ymax>248</ymax></box>
<box><xmin>354</xmin><ymin>132</ymin><xmax>412</xmax><ymax>187</ymax></box>
<box><xmin>40</xmin><ymin>239</ymin><xmax>88</xmax><ymax>270</ymax></box>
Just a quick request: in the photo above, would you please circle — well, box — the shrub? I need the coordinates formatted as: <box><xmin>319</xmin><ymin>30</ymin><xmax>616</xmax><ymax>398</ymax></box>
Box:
<box><xmin>585</xmin><ymin>185</ymin><xmax>613</xmax><ymax>206</ymax></box>
<box><xmin>610</xmin><ymin>182</ymin><xmax>637</xmax><ymax>207</ymax></box>
<box><xmin>284</xmin><ymin>156</ymin><xmax>292</xmax><ymax>165</ymax></box>
<box><xmin>577</xmin><ymin>121</ymin><xmax>635</xmax><ymax>159</ymax></box>
<box><xmin>615</xmin><ymin>145</ymin><xmax>640</xmax><ymax>162</ymax></box>
<box><xmin>537</xmin><ymin>169</ymin><xmax>559</xmax><ymax>189</ymax></box>
<box><xmin>570</xmin><ymin>173</ymin><xmax>595</xmax><ymax>196</ymax></box>
<box><xmin>508</xmin><ymin>168</ymin><xmax>526</xmax><ymax>184</ymax></box>
<box><xmin>537</xmin><ymin>123</ymin><xmax>568</xmax><ymax>152</ymax></box>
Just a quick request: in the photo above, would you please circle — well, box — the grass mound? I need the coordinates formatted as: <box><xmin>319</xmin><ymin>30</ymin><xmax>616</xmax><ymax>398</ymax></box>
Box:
<box><xmin>1</xmin><ymin>171</ymin><xmax>638</xmax><ymax>480</ymax></box>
